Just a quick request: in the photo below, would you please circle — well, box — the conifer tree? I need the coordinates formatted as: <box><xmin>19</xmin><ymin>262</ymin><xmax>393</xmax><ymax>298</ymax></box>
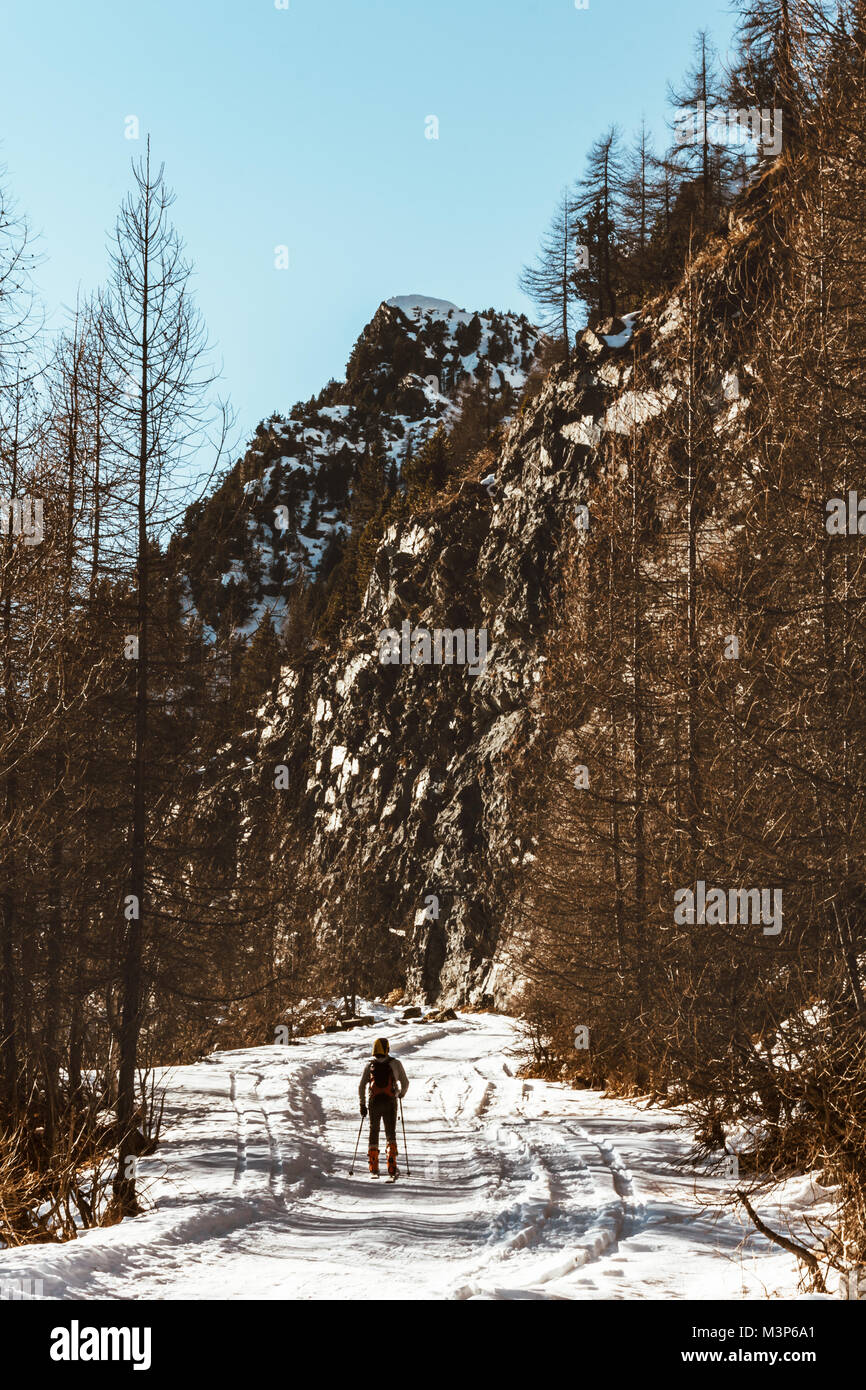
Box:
<box><xmin>519</xmin><ymin>190</ymin><xmax>578</xmax><ymax>356</ymax></box>
<box><xmin>573</xmin><ymin>128</ymin><xmax>626</xmax><ymax>323</ymax></box>
<box><xmin>233</xmin><ymin>614</ymin><xmax>282</xmax><ymax>716</ymax></box>
<box><xmin>668</xmin><ymin>31</ymin><xmax>737</xmax><ymax>235</ymax></box>
<box><xmin>726</xmin><ymin>0</ymin><xmax>807</xmax><ymax>148</ymax></box>
<box><xmin>402</xmin><ymin>424</ymin><xmax>454</xmax><ymax>504</ymax></box>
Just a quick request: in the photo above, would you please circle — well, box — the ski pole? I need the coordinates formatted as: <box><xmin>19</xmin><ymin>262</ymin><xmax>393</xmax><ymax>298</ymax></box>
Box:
<box><xmin>349</xmin><ymin>1113</ymin><xmax>365</xmax><ymax>1175</ymax></box>
<box><xmin>399</xmin><ymin>1095</ymin><xmax>410</xmax><ymax>1177</ymax></box>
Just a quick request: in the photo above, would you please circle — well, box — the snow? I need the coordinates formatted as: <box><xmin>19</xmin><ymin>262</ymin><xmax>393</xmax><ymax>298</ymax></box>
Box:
<box><xmin>387</xmin><ymin>295</ymin><xmax>463</xmax><ymax>316</ymax></box>
<box><xmin>0</xmin><ymin>1011</ymin><xmax>832</xmax><ymax>1302</ymax></box>
<box><xmin>600</xmin><ymin>312</ymin><xmax>640</xmax><ymax>350</ymax></box>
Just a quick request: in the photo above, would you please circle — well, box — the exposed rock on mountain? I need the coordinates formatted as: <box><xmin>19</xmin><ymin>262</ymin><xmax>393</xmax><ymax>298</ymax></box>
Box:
<box><xmin>172</xmin><ymin>297</ymin><xmax>539</xmax><ymax>643</ymax></box>
<box><xmin>230</xmin><ymin>251</ymin><xmax>750</xmax><ymax>1004</ymax></box>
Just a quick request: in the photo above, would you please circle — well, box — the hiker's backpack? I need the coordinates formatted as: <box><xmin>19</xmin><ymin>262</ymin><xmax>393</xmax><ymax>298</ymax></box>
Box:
<box><xmin>370</xmin><ymin>1058</ymin><xmax>395</xmax><ymax>1099</ymax></box>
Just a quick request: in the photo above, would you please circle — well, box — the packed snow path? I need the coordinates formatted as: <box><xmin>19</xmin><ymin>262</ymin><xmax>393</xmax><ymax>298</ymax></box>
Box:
<box><xmin>0</xmin><ymin>1011</ymin><xmax>815</xmax><ymax>1300</ymax></box>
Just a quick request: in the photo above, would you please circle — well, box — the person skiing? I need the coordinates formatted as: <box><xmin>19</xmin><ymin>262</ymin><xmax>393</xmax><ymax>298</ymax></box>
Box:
<box><xmin>359</xmin><ymin>1038</ymin><xmax>408</xmax><ymax>1178</ymax></box>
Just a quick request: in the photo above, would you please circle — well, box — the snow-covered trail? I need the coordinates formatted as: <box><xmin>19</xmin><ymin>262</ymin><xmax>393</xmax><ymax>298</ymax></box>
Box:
<box><xmin>0</xmin><ymin>1010</ymin><xmax>813</xmax><ymax>1301</ymax></box>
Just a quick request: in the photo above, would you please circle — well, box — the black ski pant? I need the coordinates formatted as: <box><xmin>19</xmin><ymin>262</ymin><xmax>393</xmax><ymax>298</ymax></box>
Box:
<box><xmin>367</xmin><ymin>1094</ymin><xmax>397</xmax><ymax>1149</ymax></box>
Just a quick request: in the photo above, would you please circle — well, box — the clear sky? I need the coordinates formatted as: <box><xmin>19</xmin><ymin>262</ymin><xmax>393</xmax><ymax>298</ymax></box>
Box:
<box><xmin>1</xmin><ymin>0</ymin><xmax>738</xmax><ymax>452</ymax></box>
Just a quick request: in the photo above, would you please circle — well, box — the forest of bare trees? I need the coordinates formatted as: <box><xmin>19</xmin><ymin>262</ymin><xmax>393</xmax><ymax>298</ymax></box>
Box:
<box><xmin>511</xmin><ymin>0</ymin><xmax>866</xmax><ymax>1287</ymax></box>
<box><xmin>0</xmin><ymin>144</ymin><xmax>313</xmax><ymax>1240</ymax></box>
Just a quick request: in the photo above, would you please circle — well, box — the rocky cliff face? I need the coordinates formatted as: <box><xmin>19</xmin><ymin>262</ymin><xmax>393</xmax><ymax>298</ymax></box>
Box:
<box><xmin>213</xmin><ymin>213</ymin><xmax>760</xmax><ymax>1006</ymax></box>
<box><xmin>242</xmin><ymin>324</ymin><xmax>662</xmax><ymax>1003</ymax></box>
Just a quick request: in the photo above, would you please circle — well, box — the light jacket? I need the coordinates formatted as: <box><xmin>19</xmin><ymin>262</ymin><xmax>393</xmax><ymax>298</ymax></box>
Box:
<box><xmin>359</xmin><ymin>1055</ymin><xmax>409</xmax><ymax>1105</ymax></box>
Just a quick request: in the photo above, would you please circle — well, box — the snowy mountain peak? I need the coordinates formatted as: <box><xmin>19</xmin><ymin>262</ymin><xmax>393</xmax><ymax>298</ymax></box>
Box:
<box><xmin>175</xmin><ymin>295</ymin><xmax>541</xmax><ymax>643</ymax></box>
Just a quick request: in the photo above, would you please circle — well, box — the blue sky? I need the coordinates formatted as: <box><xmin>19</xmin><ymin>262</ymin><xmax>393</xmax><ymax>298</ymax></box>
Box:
<box><xmin>1</xmin><ymin>0</ymin><xmax>738</xmax><ymax>453</ymax></box>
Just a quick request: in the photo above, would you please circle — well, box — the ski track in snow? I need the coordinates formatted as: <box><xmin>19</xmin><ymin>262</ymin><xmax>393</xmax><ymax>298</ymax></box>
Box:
<box><xmin>0</xmin><ymin>1011</ymin><xmax>816</xmax><ymax>1301</ymax></box>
